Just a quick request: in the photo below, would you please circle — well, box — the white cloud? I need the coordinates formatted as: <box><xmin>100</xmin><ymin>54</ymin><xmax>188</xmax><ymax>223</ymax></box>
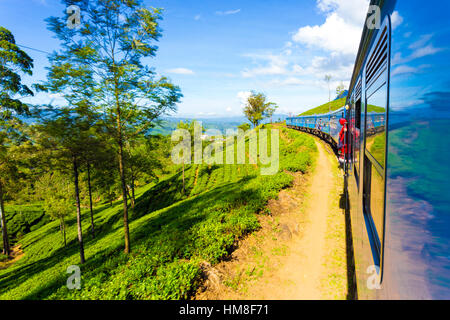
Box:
<box><xmin>409</xmin><ymin>34</ymin><xmax>434</xmax><ymax>50</ymax></box>
<box><xmin>241</xmin><ymin>48</ymin><xmax>353</xmax><ymax>90</ymax></box>
<box><xmin>288</xmin><ymin>52</ymin><xmax>354</xmax><ymax>81</ymax></box>
<box><xmin>393</xmin><ymin>34</ymin><xmax>443</xmax><ymax>66</ymax></box>
<box><xmin>241</xmin><ymin>54</ymin><xmax>289</xmax><ymax>78</ymax></box>
<box><xmin>166</xmin><ymin>68</ymin><xmax>195</xmax><ymax>75</ymax></box>
<box><xmin>410</xmin><ymin>45</ymin><xmax>442</xmax><ymax>60</ymax></box>
<box><xmin>216</xmin><ymin>9</ymin><xmax>241</xmax><ymax>16</ymax></box>
<box><xmin>317</xmin><ymin>0</ymin><xmax>369</xmax><ymax>25</ymax></box>
<box><xmin>391</xmin><ymin>65</ymin><xmax>420</xmax><ymax>77</ymax></box>
<box><xmin>237</xmin><ymin>0</ymin><xmax>373</xmax><ymax>114</ymax></box>
<box><xmin>194</xmin><ymin>14</ymin><xmax>201</xmax><ymax>21</ymax></box>
<box><xmin>391</xmin><ymin>11</ymin><xmax>403</xmax><ymax>30</ymax></box>
<box><xmin>271</xmin><ymin>77</ymin><xmax>309</xmax><ymax>87</ymax></box>
<box><xmin>226</xmin><ymin>107</ymin><xmax>232</xmax><ymax>112</ymax></box>
<box><xmin>293</xmin><ymin>0</ymin><xmax>369</xmax><ymax>55</ymax></box>
<box><xmin>293</xmin><ymin>12</ymin><xmax>364</xmax><ymax>55</ymax></box>
<box><xmin>237</xmin><ymin>91</ymin><xmax>252</xmax><ymax>107</ymax></box>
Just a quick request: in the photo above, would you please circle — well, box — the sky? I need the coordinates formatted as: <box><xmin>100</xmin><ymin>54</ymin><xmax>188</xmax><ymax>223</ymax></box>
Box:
<box><xmin>0</xmin><ymin>0</ymin><xmax>384</xmax><ymax>117</ymax></box>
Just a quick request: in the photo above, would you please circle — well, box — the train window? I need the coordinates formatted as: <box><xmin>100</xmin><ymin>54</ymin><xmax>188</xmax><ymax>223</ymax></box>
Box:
<box><xmin>362</xmin><ymin>17</ymin><xmax>390</xmax><ymax>272</ymax></box>
<box><xmin>362</xmin><ymin>154</ymin><xmax>384</xmax><ymax>265</ymax></box>
<box><xmin>354</xmin><ymin>98</ymin><xmax>362</xmax><ymax>183</ymax></box>
<box><xmin>363</xmin><ymin>76</ymin><xmax>387</xmax><ymax>267</ymax></box>
<box><xmin>355</xmin><ymin>99</ymin><xmax>361</xmax><ymax>129</ymax></box>
<box><xmin>365</xmin><ymin>82</ymin><xmax>387</xmax><ymax>170</ymax></box>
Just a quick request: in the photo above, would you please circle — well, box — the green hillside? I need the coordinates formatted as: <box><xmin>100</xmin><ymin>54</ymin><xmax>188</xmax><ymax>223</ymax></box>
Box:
<box><xmin>300</xmin><ymin>98</ymin><xmax>347</xmax><ymax>116</ymax></box>
<box><xmin>2</xmin><ymin>204</ymin><xmax>50</xmax><ymax>247</ymax></box>
<box><xmin>300</xmin><ymin>98</ymin><xmax>386</xmax><ymax>116</ymax></box>
<box><xmin>0</xmin><ymin>125</ymin><xmax>317</xmax><ymax>300</ymax></box>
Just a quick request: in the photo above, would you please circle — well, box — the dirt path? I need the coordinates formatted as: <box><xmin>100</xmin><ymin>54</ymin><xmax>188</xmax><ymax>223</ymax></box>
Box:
<box><xmin>196</xmin><ymin>137</ymin><xmax>348</xmax><ymax>300</ymax></box>
<box><xmin>269</xmin><ymin>139</ymin><xmax>333</xmax><ymax>299</ymax></box>
<box><xmin>0</xmin><ymin>245</ymin><xmax>24</xmax><ymax>270</ymax></box>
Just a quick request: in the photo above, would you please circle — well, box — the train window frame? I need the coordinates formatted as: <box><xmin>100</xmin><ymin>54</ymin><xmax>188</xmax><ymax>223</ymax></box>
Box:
<box><xmin>355</xmin><ymin>98</ymin><xmax>361</xmax><ymax>130</ymax></box>
<box><xmin>354</xmin><ymin>96</ymin><xmax>362</xmax><ymax>186</ymax></box>
<box><xmin>361</xmin><ymin>16</ymin><xmax>391</xmax><ymax>282</ymax></box>
<box><xmin>365</xmin><ymin>80</ymin><xmax>387</xmax><ymax>175</ymax></box>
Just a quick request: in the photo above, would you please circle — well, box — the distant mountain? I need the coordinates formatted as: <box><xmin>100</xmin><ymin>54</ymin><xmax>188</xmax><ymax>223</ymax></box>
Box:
<box><xmin>150</xmin><ymin>114</ymin><xmax>290</xmax><ymax>135</ymax></box>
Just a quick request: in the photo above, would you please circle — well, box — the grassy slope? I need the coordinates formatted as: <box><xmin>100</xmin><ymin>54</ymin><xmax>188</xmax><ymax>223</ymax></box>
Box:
<box><xmin>299</xmin><ymin>98</ymin><xmax>386</xmax><ymax>116</ymax></box>
<box><xmin>1</xmin><ymin>204</ymin><xmax>50</xmax><ymax>248</ymax></box>
<box><xmin>0</xmin><ymin>125</ymin><xmax>317</xmax><ymax>300</ymax></box>
<box><xmin>299</xmin><ymin>98</ymin><xmax>347</xmax><ymax>116</ymax></box>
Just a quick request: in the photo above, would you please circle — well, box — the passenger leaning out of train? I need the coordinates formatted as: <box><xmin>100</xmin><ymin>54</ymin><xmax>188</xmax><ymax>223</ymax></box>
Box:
<box><xmin>338</xmin><ymin>118</ymin><xmax>348</xmax><ymax>164</ymax></box>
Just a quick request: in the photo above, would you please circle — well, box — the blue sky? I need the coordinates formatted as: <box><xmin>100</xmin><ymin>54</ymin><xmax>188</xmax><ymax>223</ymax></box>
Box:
<box><xmin>1</xmin><ymin>0</ymin><xmax>379</xmax><ymax>117</ymax></box>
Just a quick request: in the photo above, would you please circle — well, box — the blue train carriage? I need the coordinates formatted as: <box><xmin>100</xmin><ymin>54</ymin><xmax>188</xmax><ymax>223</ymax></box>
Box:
<box><xmin>345</xmin><ymin>0</ymin><xmax>450</xmax><ymax>299</ymax></box>
<box><xmin>286</xmin><ymin>106</ymin><xmax>347</xmax><ymax>150</ymax></box>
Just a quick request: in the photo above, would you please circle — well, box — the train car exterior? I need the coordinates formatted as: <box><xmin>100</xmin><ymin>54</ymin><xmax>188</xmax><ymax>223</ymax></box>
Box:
<box><xmin>288</xmin><ymin>0</ymin><xmax>450</xmax><ymax>299</ymax></box>
<box><xmin>287</xmin><ymin>107</ymin><xmax>347</xmax><ymax>150</ymax></box>
<box><xmin>346</xmin><ymin>0</ymin><xmax>450</xmax><ymax>299</ymax></box>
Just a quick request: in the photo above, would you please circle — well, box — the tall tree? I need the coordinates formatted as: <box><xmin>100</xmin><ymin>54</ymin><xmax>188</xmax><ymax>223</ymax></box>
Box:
<box><xmin>37</xmin><ymin>106</ymin><xmax>94</xmax><ymax>264</ymax></box>
<box><xmin>243</xmin><ymin>91</ymin><xmax>277</xmax><ymax>128</ymax></box>
<box><xmin>46</xmin><ymin>0</ymin><xmax>182</xmax><ymax>253</ymax></box>
<box><xmin>324</xmin><ymin>74</ymin><xmax>332</xmax><ymax>113</ymax></box>
<box><xmin>0</xmin><ymin>27</ymin><xmax>33</xmax><ymax>255</ymax></box>
<box><xmin>175</xmin><ymin>120</ymin><xmax>200</xmax><ymax>194</ymax></box>
<box><xmin>265</xmin><ymin>103</ymin><xmax>278</xmax><ymax>124</ymax></box>
<box><xmin>125</xmin><ymin>137</ymin><xmax>161</xmax><ymax>209</ymax></box>
<box><xmin>35</xmin><ymin>172</ymin><xmax>72</xmax><ymax>247</ymax></box>
<box><xmin>35</xmin><ymin>36</ymin><xmax>104</xmax><ymax>242</ymax></box>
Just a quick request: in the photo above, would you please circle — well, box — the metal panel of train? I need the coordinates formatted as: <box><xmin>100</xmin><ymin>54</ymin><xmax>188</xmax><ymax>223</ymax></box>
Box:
<box><xmin>287</xmin><ymin>0</ymin><xmax>450</xmax><ymax>299</ymax></box>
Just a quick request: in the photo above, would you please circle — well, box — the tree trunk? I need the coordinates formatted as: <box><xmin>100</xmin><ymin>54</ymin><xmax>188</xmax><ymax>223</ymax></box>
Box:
<box><xmin>114</xmin><ymin>80</ymin><xmax>131</xmax><ymax>254</ymax></box>
<box><xmin>59</xmin><ymin>218</ymin><xmax>63</xmax><ymax>244</ymax></box>
<box><xmin>63</xmin><ymin>221</ymin><xmax>66</xmax><ymax>247</ymax></box>
<box><xmin>182</xmin><ymin>163</ymin><xmax>185</xmax><ymax>194</ymax></box>
<box><xmin>0</xmin><ymin>182</ymin><xmax>10</xmax><ymax>256</ymax></box>
<box><xmin>87</xmin><ymin>162</ymin><xmax>95</xmax><ymax>239</ymax></box>
<box><xmin>60</xmin><ymin>217</ymin><xmax>67</xmax><ymax>247</ymax></box>
<box><xmin>73</xmin><ymin>155</ymin><xmax>85</xmax><ymax>264</ymax></box>
<box><xmin>130</xmin><ymin>179</ymin><xmax>135</xmax><ymax>210</ymax></box>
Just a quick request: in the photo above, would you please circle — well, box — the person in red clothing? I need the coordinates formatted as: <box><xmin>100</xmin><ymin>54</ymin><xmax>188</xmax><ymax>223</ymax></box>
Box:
<box><xmin>338</xmin><ymin>118</ymin><xmax>347</xmax><ymax>163</ymax></box>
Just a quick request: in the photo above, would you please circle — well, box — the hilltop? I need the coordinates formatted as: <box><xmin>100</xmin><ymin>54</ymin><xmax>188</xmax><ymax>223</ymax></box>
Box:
<box><xmin>299</xmin><ymin>97</ymin><xmax>386</xmax><ymax>117</ymax></box>
<box><xmin>299</xmin><ymin>98</ymin><xmax>347</xmax><ymax>116</ymax></box>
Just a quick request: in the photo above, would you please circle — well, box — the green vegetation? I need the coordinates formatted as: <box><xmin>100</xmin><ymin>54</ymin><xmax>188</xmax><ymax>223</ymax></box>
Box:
<box><xmin>300</xmin><ymin>98</ymin><xmax>347</xmax><ymax>116</ymax></box>
<box><xmin>3</xmin><ymin>204</ymin><xmax>50</xmax><ymax>247</ymax></box>
<box><xmin>300</xmin><ymin>99</ymin><xmax>386</xmax><ymax>116</ymax></box>
<box><xmin>238</xmin><ymin>123</ymin><xmax>251</xmax><ymax>131</ymax></box>
<box><xmin>0</xmin><ymin>1</ymin><xmax>320</xmax><ymax>301</ymax></box>
<box><xmin>0</xmin><ymin>26</ymin><xmax>34</xmax><ymax>256</ymax></box>
<box><xmin>0</xmin><ymin>125</ymin><xmax>317</xmax><ymax>299</ymax></box>
<box><xmin>368</xmin><ymin>133</ymin><xmax>386</xmax><ymax>167</ymax></box>
<box><xmin>367</xmin><ymin>105</ymin><xmax>386</xmax><ymax>113</ymax></box>
<box><xmin>243</xmin><ymin>92</ymin><xmax>278</xmax><ymax>127</ymax></box>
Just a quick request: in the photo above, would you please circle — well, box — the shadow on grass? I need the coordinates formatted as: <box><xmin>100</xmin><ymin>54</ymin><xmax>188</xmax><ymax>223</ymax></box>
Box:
<box><xmin>1</xmin><ymin>173</ymin><xmax>267</xmax><ymax>300</ymax></box>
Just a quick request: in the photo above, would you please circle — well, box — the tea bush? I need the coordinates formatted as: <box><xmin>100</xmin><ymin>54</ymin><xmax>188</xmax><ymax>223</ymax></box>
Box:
<box><xmin>0</xmin><ymin>125</ymin><xmax>316</xmax><ymax>300</ymax></box>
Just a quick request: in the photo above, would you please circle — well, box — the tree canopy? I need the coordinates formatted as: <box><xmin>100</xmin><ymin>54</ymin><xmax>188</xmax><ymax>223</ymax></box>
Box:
<box><xmin>243</xmin><ymin>91</ymin><xmax>278</xmax><ymax>128</ymax></box>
